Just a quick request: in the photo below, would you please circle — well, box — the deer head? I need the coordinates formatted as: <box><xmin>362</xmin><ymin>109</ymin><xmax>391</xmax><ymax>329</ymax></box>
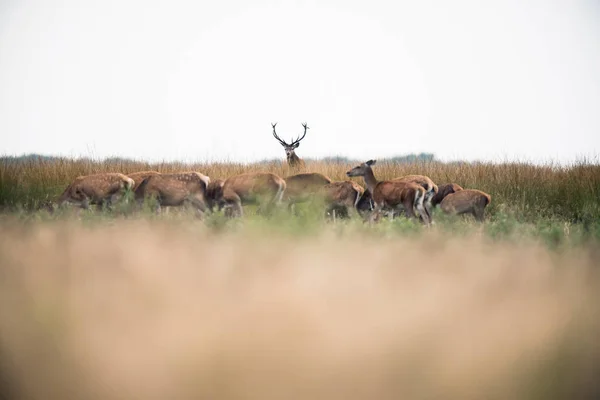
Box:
<box><xmin>346</xmin><ymin>160</ymin><xmax>377</xmax><ymax>177</ymax></box>
<box><xmin>272</xmin><ymin>123</ymin><xmax>308</xmax><ymax>161</ymax></box>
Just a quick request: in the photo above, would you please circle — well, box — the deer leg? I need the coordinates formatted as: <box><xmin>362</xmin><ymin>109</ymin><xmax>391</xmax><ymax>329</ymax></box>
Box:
<box><xmin>109</xmin><ymin>191</ymin><xmax>123</xmax><ymax>207</ymax></box>
<box><xmin>423</xmin><ymin>190</ymin><xmax>435</xmax><ymax>224</ymax></box>
<box><xmin>223</xmin><ymin>193</ymin><xmax>243</xmax><ymax>218</ymax></box>
<box><xmin>413</xmin><ymin>195</ymin><xmax>430</xmax><ymax>225</ymax></box>
<box><xmin>190</xmin><ymin>195</ymin><xmax>208</xmax><ymax>218</ymax></box>
<box><xmin>263</xmin><ymin>184</ymin><xmax>285</xmax><ymax>216</ymax></box>
<box><xmin>80</xmin><ymin>197</ymin><xmax>90</xmax><ymax>210</ymax></box>
<box><xmin>473</xmin><ymin>207</ymin><xmax>485</xmax><ymax>222</ymax></box>
<box><xmin>402</xmin><ymin>199</ymin><xmax>417</xmax><ymax>220</ymax></box>
<box><xmin>369</xmin><ymin>203</ymin><xmax>384</xmax><ymax>223</ymax></box>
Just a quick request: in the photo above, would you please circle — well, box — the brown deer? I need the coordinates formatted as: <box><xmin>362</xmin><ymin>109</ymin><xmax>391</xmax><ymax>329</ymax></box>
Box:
<box><xmin>392</xmin><ymin>175</ymin><xmax>438</xmax><ymax>222</ymax></box>
<box><xmin>128</xmin><ymin>171</ymin><xmax>161</xmax><ymax>191</ymax></box>
<box><xmin>321</xmin><ymin>180</ymin><xmax>365</xmax><ymax>219</ymax></box>
<box><xmin>134</xmin><ymin>172</ymin><xmax>210</xmax><ymax>215</ymax></box>
<box><xmin>206</xmin><ymin>172</ymin><xmax>286</xmax><ymax>218</ymax></box>
<box><xmin>346</xmin><ymin>160</ymin><xmax>429</xmax><ymax>224</ymax></box>
<box><xmin>272</xmin><ymin>122</ymin><xmax>309</xmax><ymax>170</ymax></box>
<box><xmin>431</xmin><ymin>183</ymin><xmax>464</xmax><ymax>207</ymax></box>
<box><xmin>284</xmin><ymin>172</ymin><xmax>332</xmax><ymax>210</ymax></box>
<box><xmin>58</xmin><ymin>173</ymin><xmax>134</xmax><ymax>210</ymax></box>
<box><xmin>283</xmin><ymin>173</ymin><xmax>363</xmax><ymax>218</ymax></box>
<box><xmin>431</xmin><ymin>183</ymin><xmax>491</xmax><ymax>221</ymax></box>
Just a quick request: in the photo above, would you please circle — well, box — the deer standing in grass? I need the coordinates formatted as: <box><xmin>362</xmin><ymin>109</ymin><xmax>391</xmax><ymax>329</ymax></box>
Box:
<box><xmin>355</xmin><ymin>175</ymin><xmax>438</xmax><ymax>222</ymax></box>
<box><xmin>284</xmin><ymin>172</ymin><xmax>364</xmax><ymax>218</ymax></box>
<box><xmin>58</xmin><ymin>173</ymin><xmax>134</xmax><ymax>210</ymax></box>
<box><xmin>206</xmin><ymin>172</ymin><xmax>286</xmax><ymax>218</ymax></box>
<box><xmin>391</xmin><ymin>175</ymin><xmax>438</xmax><ymax>223</ymax></box>
<box><xmin>346</xmin><ymin>160</ymin><xmax>430</xmax><ymax>225</ymax></box>
<box><xmin>432</xmin><ymin>183</ymin><xmax>491</xmax><ymax>222</ymax></box>
<box><xmin>321</xmin><ymin>180</ymin><xmax>365</xmax><ymax>219</ymax></box>
<box><xmin>284</xmin><ymin>172</ymin><xmax>332</xmax><ymax>212</ymax></box>
<box><xmin>134</xmin><ymin>172</ymin><xmax>210</xmax><ymax>216</ymax></box>
<box><xmin>272</xmin><ymin>122</ymin><xmax>309</xmax><ymax>170</ymax></box>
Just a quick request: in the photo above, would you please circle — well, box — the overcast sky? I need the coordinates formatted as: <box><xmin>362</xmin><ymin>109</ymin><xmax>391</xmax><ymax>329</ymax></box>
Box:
<box><xmin>1</xmin><ymin>0</ymin><xmax>599</xmax><ymax>164</ymax></box>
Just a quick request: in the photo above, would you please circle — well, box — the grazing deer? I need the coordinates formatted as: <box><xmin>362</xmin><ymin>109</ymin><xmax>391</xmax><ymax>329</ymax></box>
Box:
<box><xmin>58</xmin><ymin>173</ymin><xmax>134</xmax><ymax>210</ymax></box>
<box><xmin>322</xmin><ymin>180</ymin><xmax>365</xmax><ymax>219</ymax></box>
<box><xmin>284</xmin><ymin>172</ymin><xmax>332</xmax><ymax>210</ymax></box>
<box><xmin>128</xmin><ymin>171</ymin><xmax>161</xmax><ymax>191</ymax></box>
<box><xmin>346</xmin><ymin>160</ymin><xmax>430</xmax><ymax>224</ymax></box>
<box><xmin>206</xmin><ymin>172</ymin><xmax>286</xmax><ymax>218</ymax></box>
<box><xmin>432</xmin><ymin>184</ymin><xmax>491</xmax><ymax>222</ymax></box>
<box><xmin>431</xmin><ymin>183</ymin><xmax>464</xmax><ymax>207</ymax></box>
<box><xmin>134</xmin><ymin>172</ymin><xmax>210</xmax><ymax>215</ymax></box>
<box><xmin>272</xmin><ymin>122</ymin><xmax>309</xmax><ymax>170</ymax></box>
<box><xmin>392</xmin><ymin>175</ymin><xmax>438</xmax><ymax>223</ymax></box>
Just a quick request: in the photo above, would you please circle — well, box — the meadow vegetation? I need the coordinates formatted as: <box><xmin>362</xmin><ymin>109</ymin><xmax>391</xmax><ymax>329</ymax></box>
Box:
<box><xmin>1</xmin><ymin>155</ymin><xmax>599</xmax><ymax>399</ymax></box>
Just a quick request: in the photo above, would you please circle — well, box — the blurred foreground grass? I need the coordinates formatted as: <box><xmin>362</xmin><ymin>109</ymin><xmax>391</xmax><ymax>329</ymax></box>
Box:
<box><xmin>1</xmin><ymin>218</ymin><xmax>599</xmax><ymax>399</ymax></box>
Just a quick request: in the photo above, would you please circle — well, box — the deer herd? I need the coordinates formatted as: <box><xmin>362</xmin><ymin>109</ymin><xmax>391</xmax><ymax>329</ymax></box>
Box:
<box><xmin>56</xmin><ymin>123</ymin><xmax>492</xmax><ymax>224</ymax></box>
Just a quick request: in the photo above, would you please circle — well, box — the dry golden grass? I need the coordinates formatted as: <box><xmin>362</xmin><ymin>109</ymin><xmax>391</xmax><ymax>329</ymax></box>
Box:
<box><xmin>1</xmin><ymin>220</ymin><xmax>599</xmax><ymax>399</ymax></box>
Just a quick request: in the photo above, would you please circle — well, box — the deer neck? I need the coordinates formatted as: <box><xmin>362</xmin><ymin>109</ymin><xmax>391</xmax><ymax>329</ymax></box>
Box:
<box><xmin>363</xmin><ymin>168</ymin><xmax>379</xmax><ymax>194</ymax></box>
<box><xmin>287</xmin><ymin>152</ymin><xmax>302</xmax><ymax>166</ymax></box>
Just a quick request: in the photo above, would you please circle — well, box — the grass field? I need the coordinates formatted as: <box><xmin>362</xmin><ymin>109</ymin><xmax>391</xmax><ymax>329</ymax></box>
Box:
<box><xmin>1</xmin><ymin>156</ymin><xmax>600</xmax><ymax>399</ymax></box>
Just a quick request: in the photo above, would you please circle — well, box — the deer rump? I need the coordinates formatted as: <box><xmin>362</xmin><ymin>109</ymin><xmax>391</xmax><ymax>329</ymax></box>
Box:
<box><xmin>59</xmin><ymin>173</ymin><xmax>134</xmax><ymax>209</ymax></box>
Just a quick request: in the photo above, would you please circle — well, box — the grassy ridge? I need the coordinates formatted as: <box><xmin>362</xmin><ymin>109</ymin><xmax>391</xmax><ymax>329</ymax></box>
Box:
<box><xmin>1</xmin><ymin>156</ymin><xmax>599</xmax><ymax>222</ymax></box>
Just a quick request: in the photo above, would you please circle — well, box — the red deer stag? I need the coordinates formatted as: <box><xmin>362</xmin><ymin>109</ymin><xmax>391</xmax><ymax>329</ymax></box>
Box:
<box><xmin>346</xmin><ymin>160</ymin><xmax>430</xmax><ymax>224</ymax></box>
<box><xmin>134</xmin><ymin>172</ymin><xmax>210</xmax><ymax>215</ymax></box>
<box><xmin>272</xmin><ymin>122</ymin><xmax>309</xmax><ymax>170</ymax></box>
<box><xmin>206</xmin><ymin>172</ymin><xmax>286</xmax><ymax>218</ymax></box>
<box><xmin>58</xmin><ymin>173</ymin><xmax>134</xmax><ymax>210</ymax></box>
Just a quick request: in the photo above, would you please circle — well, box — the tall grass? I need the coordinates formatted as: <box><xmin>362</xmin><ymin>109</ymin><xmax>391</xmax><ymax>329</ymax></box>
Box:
<box><xmin>1</xmin><ymin>156</ymin><xmax>599</xmax><ymax>222</ymax></box>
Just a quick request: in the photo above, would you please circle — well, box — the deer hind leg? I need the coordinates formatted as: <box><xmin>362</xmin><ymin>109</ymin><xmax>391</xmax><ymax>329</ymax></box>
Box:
<box><xmin>274</xmin><ymin>182</ymin><xmax>285</xmax><ymax>205</ymax></box>
<box><xmin>473</xmin><ymin>205</ymin><xmax>486</xmax><ymax>222</ymax></box>
<box><xmin>268</xmin><ymin>182</ymin><xmax>286</xmax><ymax>214</ymax></box>
<box><xmin>189</xmin><ymin>194</ymin><xmax>208</xmax><ymax>218</ymax></box>
<box><xmin>79</xmin><ymin>197</ymin><xmax>91</xmax><ymax>210</ymax></box>
<box><xmin>413</xmin><ymin>191</ymin><xmax>430</xmax><ymax>225</ymax></box>
<box><xmin>369</xmin><ymin>202</ymin><xmax>385</xmax><ymax>223</ymax></box>
<box><xmin>223</xmin><ymin>193</ymin><xmax>243</xmax><ymax>218</ymax></box>
<box><xmin>401</xmin><ymin>198</ymin><xmax>417</xmax><ymax>220</ymax></box>
<box><xmin>423</xmin><ymin>189</ymin><xmax>435</xmax><ymax>224</ymax></box>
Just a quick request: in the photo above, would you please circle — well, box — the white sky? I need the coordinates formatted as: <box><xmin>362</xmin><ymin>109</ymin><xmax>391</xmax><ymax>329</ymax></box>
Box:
<box><xmin>0</xmin><ymin>0</ymin><xmax>599</xmax><ymax>164</ymax></box>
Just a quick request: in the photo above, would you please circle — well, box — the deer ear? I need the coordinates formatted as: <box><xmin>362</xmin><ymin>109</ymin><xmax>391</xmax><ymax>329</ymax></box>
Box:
<box><xmin>366</xmin><ymin>159</ymin><xmax>376</xmax><ymax>166</ymax></box>
<box><xmin>293</xmin><ymin>142</ymin><xmax>300</xmax><ymax>149</ymax></box>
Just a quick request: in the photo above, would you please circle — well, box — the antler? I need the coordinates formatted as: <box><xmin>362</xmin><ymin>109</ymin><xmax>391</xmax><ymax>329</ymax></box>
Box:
<box><xmin>271</xmin><ymin>122</ymin><xmax>289</xmax><ymax>146</ymax></box>
<box><xmin>290</xmin><ymin>122</ymin><xmax>309</xmax><ymax>146</ymax></box>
